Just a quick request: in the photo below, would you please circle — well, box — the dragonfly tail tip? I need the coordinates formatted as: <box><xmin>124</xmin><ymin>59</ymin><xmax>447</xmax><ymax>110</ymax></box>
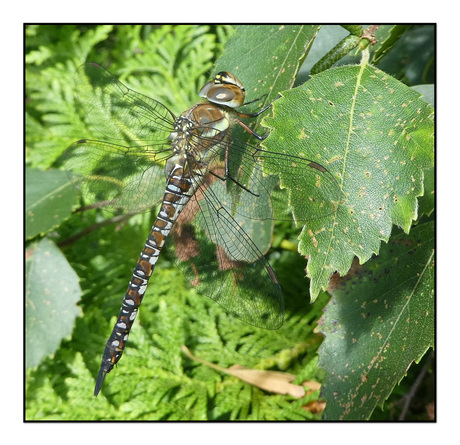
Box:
<box><xmin>94</xmin><ymin>369</ymin><xmax>107</xmax><ymax>396</ymax></box>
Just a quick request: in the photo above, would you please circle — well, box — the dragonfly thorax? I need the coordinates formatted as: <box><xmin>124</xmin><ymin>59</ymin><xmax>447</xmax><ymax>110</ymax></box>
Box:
<box><xmin>168</xmin><ymin>72</ymin><xmax>245</xmax><ymax>160</ymax></box>
<box><xmin>169</xmin><ymin>103</ymin><xmax>230</xmax><ymax>156</ymax></box>
<box><xmin>166</xmin><ymin>103</ymin><xmax>231</xmax><ymax>181</ymax></box>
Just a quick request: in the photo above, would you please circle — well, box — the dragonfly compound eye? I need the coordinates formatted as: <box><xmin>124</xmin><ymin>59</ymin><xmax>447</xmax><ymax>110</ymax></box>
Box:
<box><xmin>199</xmin><ymin>72</ymin><xmax>246</xmax><ymax>108</ymax></box>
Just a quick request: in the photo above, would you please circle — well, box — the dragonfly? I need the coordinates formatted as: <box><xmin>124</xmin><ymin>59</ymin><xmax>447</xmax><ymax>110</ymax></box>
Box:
<box><xmin>63</xmin><ymin>63</ymin><xmax>342</xmax><ymax>396</ymax></box>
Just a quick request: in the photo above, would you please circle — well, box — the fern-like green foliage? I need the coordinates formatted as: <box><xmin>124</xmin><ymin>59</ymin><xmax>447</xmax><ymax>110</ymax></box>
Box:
<box><xmin>25</xmin><ymin>24</ymin><xmax>434</xmax><ymax>421</ymax></box>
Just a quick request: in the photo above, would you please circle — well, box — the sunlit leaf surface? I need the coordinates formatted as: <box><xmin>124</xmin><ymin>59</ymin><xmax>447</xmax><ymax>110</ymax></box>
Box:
<box><xmin>264</xmin><ymin>58</ymin><xmax>434</xmax><ymax>299</ymax></box>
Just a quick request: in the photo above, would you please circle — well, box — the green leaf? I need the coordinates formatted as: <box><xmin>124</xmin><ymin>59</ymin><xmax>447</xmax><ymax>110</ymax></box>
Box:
<box><xmin>26</xmin><ymin>168</ymin><xmax>78</xmax><ymax>239</ymax></box>
<box><xmin>214</xmin><ymin>25</ymin><xmax>321</xmax><ymax>104</ymax></box>
<box><xmin>26</xmin><ymin>238</ymin><xmax>82</xmax><ymax>368</ymax></box>
<box><xmin>263</xmin><ymin>55</ymin><xmax>434</xmax><ymax>299</ymax></box>
<box><xmin>317</xmin><ymin>220</ymin><xmax>434</xmax><ymax>420</ymax></box>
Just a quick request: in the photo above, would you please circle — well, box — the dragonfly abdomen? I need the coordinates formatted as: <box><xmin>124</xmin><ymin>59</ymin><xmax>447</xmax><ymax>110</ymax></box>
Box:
<box><xmin>94</xmin><ymin>162</ymin><xmax>195</xmax><ymax>395</ymax></box>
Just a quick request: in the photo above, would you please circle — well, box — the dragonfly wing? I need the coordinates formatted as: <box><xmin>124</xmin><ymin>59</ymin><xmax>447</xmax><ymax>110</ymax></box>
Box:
<box><xmin>169</xmin><ymin>178</ymin><xmax>284</xmax><ymax>329</ymax></box>
<box><xmin>75</xmin><ymin>62</ymin><xmax>175</xmax><ymax>143</ymax></box>
<box><xmin>65</xmin><ymin>63</ymin><xmax>178</xmax><ymax>213</ymax></box>
<box><xmin>254</xmin><ymin>146</ymin><xmax>344</xmax><ymax>223</ymax></box>
<box><xmin>63</xmin><ymin>139</ymin><xmax>168</xmax><ymax>213</ymax></box>
<box><xmin>207</xmin><ymin>136</ymin><xmax>344</xmax><ymax>223</ymax></box>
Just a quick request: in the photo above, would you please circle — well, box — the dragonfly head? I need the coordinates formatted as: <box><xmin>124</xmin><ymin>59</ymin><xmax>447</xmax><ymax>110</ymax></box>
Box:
<box><xmin>199</xmin><ymin>71</ymin><xmax>246</xmax><ymax>109</ymax></box>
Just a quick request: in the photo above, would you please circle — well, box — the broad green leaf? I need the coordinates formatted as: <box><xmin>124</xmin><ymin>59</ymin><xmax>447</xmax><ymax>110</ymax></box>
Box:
<box><xmin>26</xmin><ymin>238</ymin><xmax>82</xmax><ymax>368</ymax></box>
<box><xmin>26</xmin><ymin>168</ymin><xmax>78</xmax><ymax>239</ymax></box>
<box><xmin>317</xmin><ymin>220</ymin><xmax>434</xmax><ymax>420</ymax></box>
<box><xmin>214</xmin><ymin>25</ymin><xmax>321</xmax><ymax>105</ymax></box>
<box><xmin>263</xmin><ymin>55</ymin><xmax>434</xmax><ymax>299</ymax></box>
<box><xmin>213</xmin><ymin>25</ymin><xmax>322</xmax><ymax>174</ymax></box>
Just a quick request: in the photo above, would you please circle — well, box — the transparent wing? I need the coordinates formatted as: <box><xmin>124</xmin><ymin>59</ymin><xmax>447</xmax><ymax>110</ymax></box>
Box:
<box><xmin>75</xmin><ymin>62</ymin><xmax>175</xmax><ymax>143</ymax></box>
<box><xmin>169</xmin><ymin>174</ymin><xmax>284</xmax><ymax>329</ymax></box>
<box><xmin>63</xmin><ymin>63</ymin><xmax>178</xmax><ymax>212</ymax></box>
<box><xmin>63</xmin><ymin>139</ymin><xmax>170</xmax><ymax>212</ymax></box>
<box><xmin>188</xmin><ymin>133</ymin><xmax>344</xmax><ymax>223</ymax></box>
<box><xmin>163</xmin><ymin>135</ymin><xmax>342</xmax><ymax>327</ymax></box>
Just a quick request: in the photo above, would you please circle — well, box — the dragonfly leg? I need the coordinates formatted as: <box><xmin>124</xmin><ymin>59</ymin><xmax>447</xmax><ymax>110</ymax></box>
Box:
<box><xmin>221</xmin><ymin>142</ymin><xmax>260</xmax><ymax>197</ymax></box>
<box><xmin>236</xmin><ymin>120</ymin><xmax>269</xmax><ymax>141</ymax></box>
<box><xmin>236</xmin><ymin>94</ymin><xmax>281</xmax><ymax>118</ymax></box>
<box><xmin>242</xmin><ymin>93</ymin><xmax>268</xmax><ymax>107</ymax></box>
<box><xmin>208</xmin><ymin>169</ymin><xmax>260</xmax><ymax>197</ymax></box>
